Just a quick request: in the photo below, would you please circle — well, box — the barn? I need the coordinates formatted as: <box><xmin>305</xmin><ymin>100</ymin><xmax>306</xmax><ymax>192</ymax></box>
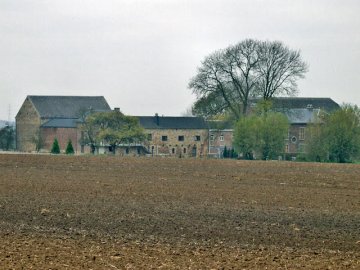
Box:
<box><xmin>16</xmin><ymin>95</ymin><xmax>111</xmax><ymax>153</ymax></box>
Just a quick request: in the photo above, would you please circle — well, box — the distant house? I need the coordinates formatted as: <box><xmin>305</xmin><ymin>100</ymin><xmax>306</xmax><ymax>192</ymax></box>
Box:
<box><xmin>206</xmin><ymin>97</ymin><xmax>340</xmax><ymax>159</ymax></box>
<box><xmin>207</xmin><ymin>120</ymin><xmax>234</xmax><ymax>158</ymax></box>
<box><xmin>138</xmin><ymin>114</ymin><xmax>208</xmax><ymax>157</ymax></box>
<box><xmin>272</xmin><ymin>97</ymin><xmax>340</xmax><ymax>158</ymax></box>
<box><xmin>16</xmin><ymin>95</ymin><xmax>111</xmax><ymax>153</ymax></box>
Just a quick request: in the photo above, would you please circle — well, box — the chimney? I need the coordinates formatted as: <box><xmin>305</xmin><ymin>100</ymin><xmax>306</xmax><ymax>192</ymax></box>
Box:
<box><xmin>154</xmin><ymin>113</ymin><xmax>160</xmax><ymax>125</ymax></box>
<box><xmin>114</xmin><ymin>107</ymin><xmax>120</xmax><ymax>112</ymax></box>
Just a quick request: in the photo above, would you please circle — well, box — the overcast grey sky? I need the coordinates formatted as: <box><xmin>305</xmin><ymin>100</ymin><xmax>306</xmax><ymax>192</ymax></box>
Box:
<box><xmin>1</xmin><ymin>0</ymin><xmax>359</xmax><ymax>120</ymax></box>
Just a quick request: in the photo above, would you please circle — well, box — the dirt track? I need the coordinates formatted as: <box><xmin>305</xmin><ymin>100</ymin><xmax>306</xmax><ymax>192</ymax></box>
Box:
<box><xmin>0</xmin><ymin>154</ymin><xmax>359</xmax><ymax>269</ymax></box>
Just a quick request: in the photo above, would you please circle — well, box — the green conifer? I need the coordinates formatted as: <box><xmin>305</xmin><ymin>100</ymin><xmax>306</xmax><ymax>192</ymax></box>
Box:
<box><xmin>51</xmin><ymin>138</ymin><xmax>60</xmax><ymax>154</ymax></box>
<box><xmin>65</xmin><ymin>140</ymin><xmax>75</xmax><ymax>154</ymax></box>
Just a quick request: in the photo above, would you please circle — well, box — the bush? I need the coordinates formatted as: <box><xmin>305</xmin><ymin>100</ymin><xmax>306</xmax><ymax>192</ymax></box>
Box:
<box><xmin>51</xmin><ymin>138</ymin><xmax>60</xmax><ymax>154</ymax></box>
<box><xmin>65</xmin><ymin>140</ymin><xmax>75</xmax><ymax>154</ymax></box>
<box><xmin>233</xmin><ymin>112</ymin><xmax>289</xmax><ymax>160</ymax></box>
<box><xmin>0</xmin><ymin>125</ymin><xmax>15</xmax><ymax>150</ymax></box>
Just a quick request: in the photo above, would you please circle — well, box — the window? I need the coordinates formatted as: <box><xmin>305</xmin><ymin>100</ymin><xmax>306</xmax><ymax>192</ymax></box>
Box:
<box><xmin>194</xmin><ymin>135</ymin><xmax>201</xmax><ymax>141</ymax></box>
<box><xmin>161</xmin><ymin>135</ymin><xmax>168</xmax><ymax>141</ymax></box>
<box><xmin>219</xmin><ymin>135</ymin><xmax>224</xmax><ymax>141</ymax></box>
<box><xmin>147</xmin><ymin>133</ymin><xmax>152</xmax><ymax>141</ymax></box>
<box><xmin>210</xmin><ymin>134</ymin><xmax>215</xmax><ymax>141</ymax></box>
<box><xmin>178</xmin><ymin>135</ymin><xmax>184</xmax><ymax>141</ymax></box>
<box><xmin>285</xmin><ymin>144</ymin><xmax>289</xmax><ymax>153</ymax></box>
<box><xmin>299</xmin><ymin>127</ymin><xmax>305</xmax><ymax>140</ymax></box>
<box><xmin>183</xmin><ymin>148</ymin><xmax>187</xmax><ymax>154</ymax></box>
<box><xmin>172</xmin><ymin>148</ymin><xmax>175</xmax><ymax>154</ymax></box>
<box><xmin>291</xmin><ymin>136</ymin><xmax>297</xmax><ymax>144</ymax></box>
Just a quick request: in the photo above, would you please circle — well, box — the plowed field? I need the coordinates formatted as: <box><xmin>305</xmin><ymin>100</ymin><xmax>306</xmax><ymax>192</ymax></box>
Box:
<box><xmin>0</xmin><ymin>154</ymin><xmax>359</xmax><ymax>269</ymax></box>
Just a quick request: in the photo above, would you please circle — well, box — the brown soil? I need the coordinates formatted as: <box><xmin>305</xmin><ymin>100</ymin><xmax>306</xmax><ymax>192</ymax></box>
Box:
<box><xmin>0</xmin><ymin>154</ymin><xmax>359</xmax><ymax>269</ymax></box>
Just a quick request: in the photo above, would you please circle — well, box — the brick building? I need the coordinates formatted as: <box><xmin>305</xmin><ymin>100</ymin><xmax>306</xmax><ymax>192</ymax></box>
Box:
<box><xmin>16</xmin><ymin>96</ymin><xmax>111</xmax><ymax>153</ymax></box>
<box><xmin>271</xmin><ymin>98</ymin><xmax>339</xmax><ymax>157</ymax></box>
<box><xmin>206</xmin><ymin>97</ymin><xmax>340</xmax><ymax>159</ymax></box>
<box><xmin>138</xmin><ymin>114</ymin><xmax>208</xmax><ymax>157</ymax></box>
<box><xmin>207</xmin><ymin>120</ymin><xmax>234</xmax><ymax>158</ymax></box>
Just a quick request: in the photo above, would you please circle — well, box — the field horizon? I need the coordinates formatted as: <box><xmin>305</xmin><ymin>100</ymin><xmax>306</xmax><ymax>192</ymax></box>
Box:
<box><xmin>1</xmin><ymin>154</ymin><xmax>359</xmax><ymax>269</ymax></box>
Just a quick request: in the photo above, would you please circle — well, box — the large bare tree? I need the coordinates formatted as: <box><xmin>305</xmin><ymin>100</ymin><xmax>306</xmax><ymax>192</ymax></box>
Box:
<box><xmin>189</xmin><ymin>39</ymin><xmax>308</xmax><ymax>119</ymax></box>
<box><xmin>255</xmin><ymin>41</ymin><xmax>308</xmax><ymax>99</ymax></box>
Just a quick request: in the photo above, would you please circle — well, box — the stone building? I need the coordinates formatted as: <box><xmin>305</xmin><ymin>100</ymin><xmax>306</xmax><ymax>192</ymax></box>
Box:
<box><xmin>16</xmin><ymin>95</ymin><xmax>111</xmax><ymax>153</ymax></box>
<box><xmin>138</xmin><ymin>114</ymin><xmax>208</xmax><ymax>157</ymax></box>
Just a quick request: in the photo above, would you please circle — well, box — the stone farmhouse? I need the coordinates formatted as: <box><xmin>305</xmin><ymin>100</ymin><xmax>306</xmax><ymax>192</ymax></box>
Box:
<box><xmin>16</xmin><ymin>95</ymin><xmax>209</xmax><ymax>156</ymax></box>
<box><xmin>15</xmin><ymin>95</ymin><xmax>339</xmax><ymax>158</ymax></box>
<box><xmin>139</xmin><ymin>114</ymin><xmax>208</xmax><ymax>158</ymax></box>
<box><xmin>16</xmin><ymin>95</ymin><xmax>111</xmax><ymax>153</ymax></box>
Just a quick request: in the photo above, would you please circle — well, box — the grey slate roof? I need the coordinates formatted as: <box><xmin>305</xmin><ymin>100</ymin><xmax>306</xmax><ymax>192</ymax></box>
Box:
<box><xmin>284</xmin><ymin>108</ymin><xmax>321</xmax><ymax>124</ymax></box>
<box><xmin>28</xmin><ymin>95</ymin><xmax>111</xmax><ymax>118</ymax></box>
<box><xmin>268</xmin><ymin>97</ymin><xmax>340</xmax><ymax>111</ymax></box>
<box><xmin>207</xmin><ymin>120</ymin><xmax>234</xmax><ymax>130</ymax></box>
<box><xmin>41</xmin><ymin>118</ymin><xmax>79</xmax><ymax>128</ymax></box>
<box><xmin>138</xmin><ymin>116</ymin><xmax>208</xmax><ymax>129</ymax></box>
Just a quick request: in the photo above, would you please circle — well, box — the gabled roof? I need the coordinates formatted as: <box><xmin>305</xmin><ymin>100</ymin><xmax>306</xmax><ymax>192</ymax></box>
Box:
<box><xmin>269</xmin><ymin>97</ymin><xmax>340</xmax><ymax>111</ymax></box>
<box><xmin>138</xmin><ymin>116</ymin><xmax>208</xmax><ymax>129</ymax></box>
<box><xmin>27</xmin><ymin>95</ymin><xmax>111</xmax><ymax>118</ymax></box>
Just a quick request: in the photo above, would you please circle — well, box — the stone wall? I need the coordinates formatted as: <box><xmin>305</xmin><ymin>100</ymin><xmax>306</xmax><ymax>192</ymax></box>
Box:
<box><xmin>15</xmin><ymin>98</ymin><xmax>41</xmax><ymax>152</ymax></box>
<box><xmin>144</xmin><ymin>128</ymin><xmax>208</xmax><ymax>157</ymax></box>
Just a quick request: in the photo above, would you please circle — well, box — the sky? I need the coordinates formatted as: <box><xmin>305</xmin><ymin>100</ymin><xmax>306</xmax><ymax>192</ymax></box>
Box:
<box><xmin>1</xmin><ymin>0</ymin><xmax>359</xmax><ymax>120</ymax></box>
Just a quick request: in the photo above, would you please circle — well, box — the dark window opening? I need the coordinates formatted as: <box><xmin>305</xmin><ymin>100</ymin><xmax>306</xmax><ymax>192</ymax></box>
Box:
<box><xmin>195</xmin><ymin>135</ymin><xmax>201</xmax><ymax>141</ymax></box>
<box><xmin>162</xmin><ymin>135</ymin><xmax>168</xmax><ymax>141</ymax></box>
<box><xmin>178</xmin><ymin>135</ymin><xmax>184</xmax><ymax>141</ymax></box>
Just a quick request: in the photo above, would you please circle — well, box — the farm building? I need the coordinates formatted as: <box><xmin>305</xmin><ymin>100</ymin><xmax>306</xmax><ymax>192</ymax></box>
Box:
<box><xmin>207</xmin><ymin>97</ymin><xmax>340</xmax><ymax>158</ymax></box>
<box><xmin>138</xmin><ymin>114</ymin><xmax>208</xmax><ymax>158</ymax></box>
<box><xmin>207</xmin><ymin>120</ymin><xmax>235</xmax><ymax>158</ymax></box>
<box><xmin>15</xmin><ymin>95</ymin><xmax>339</xmax><ymax>158</ymax></box>
<box><xmin>271</xmin><ymin>97</ymin><xmax>340</xmax><ymax>158</ymax></box>
<box><xmin>16</xmin><ymin>95</ymin><xmax>111</xmax><ymax>153</ymax></box>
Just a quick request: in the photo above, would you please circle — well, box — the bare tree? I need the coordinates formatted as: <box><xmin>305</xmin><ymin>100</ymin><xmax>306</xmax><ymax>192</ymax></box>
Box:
<box><xmin>255</xmin><ymin>41</ymin><xmax>308</xmax><ymax>99</ymax></box>
<box><xmin>189</xmin><ymin>51</ymin><xmax>241</xmax><ymax>118</ymax></box>
<box><xmin>189</xmin><ymin>39</ymin><xmax>308</xmax><ymax>119</ymax></box>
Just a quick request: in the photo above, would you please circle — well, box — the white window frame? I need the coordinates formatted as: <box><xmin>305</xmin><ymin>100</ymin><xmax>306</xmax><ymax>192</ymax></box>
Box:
<box><xmin>299</xmin><ymin>127</ymin><xmax>305</xmax><ymax>140</ymax></box>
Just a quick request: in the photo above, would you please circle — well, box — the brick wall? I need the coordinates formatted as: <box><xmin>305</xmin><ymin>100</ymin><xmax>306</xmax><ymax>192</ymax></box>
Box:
<box><xmin>208</xmin><ymin>129</ymin><xmax>234</xmax><ymax>156</ymax></box>
<box><xmin>285</xmin><ymin>124</ymin><xmax>307</xmax><ymax>155</ymax></box>
<box><xmin>41</xmin><ymin>127</ymin><xmax>79</xmax><ymax>153</ymax></box>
